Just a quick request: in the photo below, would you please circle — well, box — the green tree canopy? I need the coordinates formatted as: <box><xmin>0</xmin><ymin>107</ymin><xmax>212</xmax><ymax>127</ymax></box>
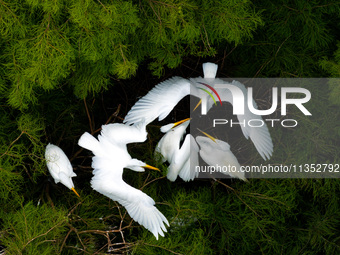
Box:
<box><xmin>0</xmin><ymin>0</ymin><xmax>340</xmax><ymax>254</ymax></box>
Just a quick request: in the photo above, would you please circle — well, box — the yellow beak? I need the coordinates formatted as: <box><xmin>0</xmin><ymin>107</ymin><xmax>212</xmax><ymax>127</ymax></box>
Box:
<box><xmin>71</xmin><ymin>187</ymin><xmax>80</xmax><ymax>198</ymax></box>
<box><xmin>172</xmin><ymin>118</ymin><xmax>191</xmax><ymax>128</ymax></box>
<box><xmin>197</xmin><ymin>128</ymin><xmax>217</xmax><ymax>143</ymax></box>
<box><xmin>144</xmin><ymin>164</ymin><xmax>160</xmax><ymax>171</ymax></box>
<box><xmin>193</xmin><ymin>99</ymin><xmax>202</xmax><ymax>111</ymax></box>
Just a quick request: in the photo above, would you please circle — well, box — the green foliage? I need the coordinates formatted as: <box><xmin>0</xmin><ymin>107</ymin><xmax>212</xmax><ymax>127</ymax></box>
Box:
<box><xmin>131</xmin><ymin>179</ymin><xmax>340</xmax><ymax>254</ymax></box>
<box><xmin>1</xmin><ymin>0</ymin><xmax>261</xmax><ymax>109</ymax></box>
<box><xmin>0</xmin><ymin>1</ymin><xmax>26</xmax><ymax>39</ymax></box>
<box><xmin>0</xmin><ymin>0</ymin><xmax>340</xmax><ymax>254</ymax></box>
<box><xmin>0</xmin><ymin>111</ymin><xmax>46</xmax><ymax>218</ymax></box>
<box><xmin>0</xmin><ymin>73</ymin><xmax>7</xmax><ymax>98</ymax></box>
<box><xmin>138</xmin><ymin>0</ymin><xmax>263</xmax><ymax>75</ymax></box>
<box><xmin>229</xmin><ymin>0</ymin><xmax>340</xmax><ymax>77</ymax></box>
<box><xmin>25</xmin><ymin>0</ymin><xmax>67</xmax><ymax>16</ymax></box>
<box><xmin>320</xmin><ymin>42</ymin><xmax>340</xmax><ymax>104</ymax></box>
<box><xmin>1</xmin><ymin>201</ymin><xmax>67</xmax><ymax>255</ymax></box>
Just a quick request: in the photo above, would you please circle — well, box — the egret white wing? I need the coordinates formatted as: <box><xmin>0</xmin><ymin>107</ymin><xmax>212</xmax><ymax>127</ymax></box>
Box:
<box><xmin>178</xmin><ymin>134</ymin><xmax>199</xmax><ymax>181</ymax></box>
<box><xmin>78</xmin><ymin>132</ymin><xmax>102</xmax><ymax>155</ymax></box>
<box><xmin>91</xmin><ymin>176</ymin><xmax>169</xmax><ymax>240</ymax></box>
<box><xmin>166</xmin><ymin>133</ymin><xmax>191</xmax><ymax>182</ymax></box>
<box><xmin>196</xmin><ymin>78</ymin><xmax>273</xmax><ymax>161</ymax></box>
<box><xmin>124</xmin><ymin>77</ymin><xmax>192</xmax><ymax>125</ymax></box>
<box><xmin>118</xmin><ymin>185</ymin><xmax>169</xmax><ymax>239</ymax></box>
<box><xmin>229</xmin><ymin>80</ymin><xmax>273</xmax><ymax>160</ymax></box>
<box><xmin>237</xmin><ymin>109</ymin><xmax>273</xmax><ymax>160</ymax></box>
<box><xmin>101</xmin><ymin>122</ymin><xmax>147</xmax><ymax>145</ymax></box>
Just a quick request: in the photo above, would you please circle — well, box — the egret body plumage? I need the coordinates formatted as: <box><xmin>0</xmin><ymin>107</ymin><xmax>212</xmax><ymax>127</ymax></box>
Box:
<box><xmin>78</xmin><ymin>122</ymin><xmax>169</xmax><ymax>240</ymax></box>
<box><xmin>195</xmin><ymin>131</ymin><xmax>246</xmax><ymax>181</ymax></box>
<box><xmin>155</xmin><ymin>118</ymin><xmax>199</xmax><ymax>182</ymax></box>
<box><xmin>45</xmin><ymin>143</ymin><xmax>80</xmax><ymax>197</ymax></box>
<box><xmin>123</xmin><ymin>62</ymin><xmax>273</xmax><ymax>161</ymax></box>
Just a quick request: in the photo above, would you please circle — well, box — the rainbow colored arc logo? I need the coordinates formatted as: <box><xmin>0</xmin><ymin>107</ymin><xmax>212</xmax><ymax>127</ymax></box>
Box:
<box><xmin>197</xmin><ymin>82</ymin><xmax>223</xmax><ymax>106</ymax></box>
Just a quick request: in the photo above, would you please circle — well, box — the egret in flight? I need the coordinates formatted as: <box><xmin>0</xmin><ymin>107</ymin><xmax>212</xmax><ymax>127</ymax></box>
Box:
<box><xmin>124</xmin><ymin>62</ymin><xmax>273</xmax><ymax>161</ymax></box>
<box><xmin>155</xmin><ymin>118</ymin><xmax>199</xmax><ymax>182</ymax></box>
<box><xmin>45</xmin><ymin>143</ymin><xmax>80</xmax><ymax>197</ymax></box>
<box><xmin>78</xmin><ymin>122</ymin><xmax>169</xmax><ymax>240</ymax></box>
<box><xmin>191</xmin><ymin>63</ymin><xmax>273</xmax><ymax>161</ymax></box>
<box><xmin>195</xmin><ymin>130</ymin><xmax>246</xmax><ymax>181</ymax></box>
<box><xmin>124</xmin><ymin>76</ymin><xmax>196</xmax><ymax>126</ymax></box>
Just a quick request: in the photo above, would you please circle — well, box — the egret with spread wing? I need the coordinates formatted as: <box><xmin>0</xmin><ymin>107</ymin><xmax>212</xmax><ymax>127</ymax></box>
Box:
<box><xmin>123</xmin><ymin>63</ymin><xmax>215</xmax><ymax>127</ymax></box>
<box><xmin>78</xmin><ymin>122</ymin><xmax>169</xmax><ymax>240</ymax></box>
<box><xmin>124</xmin><ymin>62</ymin><xmax>273</xmax><ymax>161</ymax></box>
<box><xmin>191</xmin><ymin>63</ymin><xmax>273</xmax><ymax>160</ymax></box>
<box><xmin>124</xmin><ymin>77</ymin><xmax>196</xmax><ymax>125</ymax></box>
<box><xmin>45</xmin><ymin>143</ymin><xmax>80</xmax><ymax>197</ymax></box>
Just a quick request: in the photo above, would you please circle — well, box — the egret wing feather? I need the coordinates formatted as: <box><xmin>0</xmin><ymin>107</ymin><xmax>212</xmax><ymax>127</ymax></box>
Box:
<box><xmin>124</xmin><ymin>77</ymin><xmax>191</xmax><ymax>125</ymax></box>
<box><xmin>101</xmin><ymin>122</ymin><xmax>147</xmax><ymax>145</ymax></box>
<box><xmin>230</xmin><ymin>81</ymin><xmax>273</xmax><ymax>160</ymax></box>
<box><xmin>91</xmin><ymin>176</ymin><xmax>169</xmax><ymax>240</ymax></box>
<box><xmin>167</xmin><ymin>141</ymin><xmax>189</xmax><ymax>182</ymax></box>
<box><xmin>178</xmin><ymin>134</ymin><xmax>199</xmax><ymax>181</ymax></box>
<box><xmin>79</xmin><ymin>125</ymin><xmax>168</xmax><ymax>240</ymax></box>
<box><xmin>198</xmin><ymin>78</ymin><xmax>273</xmax><ymax>161</ymax></box>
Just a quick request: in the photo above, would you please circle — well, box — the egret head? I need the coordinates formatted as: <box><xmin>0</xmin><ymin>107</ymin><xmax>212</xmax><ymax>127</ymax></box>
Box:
<box><xmin>160</xmin><ymin>118</ymin><xmax>190</xmax><ymax>133</ymax></box>
<box><xmin>128</xmin><ymin>159</ymin><xmax>160</xmax><ymax>172</ymax></box>
<box><xmin>58</xmin><ymin>172</ymin><xmax>81</xmax><ymax>197</ymax></box>
<box><xmin>172</xmin><ymin>118</ymin><xmax>191</xmax><ymax>128</ymax></box>
<box><xmin>144</xmin><ymin>164</ymin><xmax>160</xmax><ymax>171</ymax></box>
<box><xmin>196</xmin><ymin>129</ymin><xmax>231</xmax><ymax>152</ymax></box>
<box><xmin>196</xmin><ymin>129</ymin><xmax>246</xmax><ymax>181</ymax></box>
<box><xmin>197</xmin><ymin>128</ymin><xmax>217</xmax><ymax>143</ymax></box>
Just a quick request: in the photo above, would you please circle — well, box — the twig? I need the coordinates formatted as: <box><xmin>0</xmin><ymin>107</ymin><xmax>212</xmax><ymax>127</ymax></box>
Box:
<box><xmin>0</xmin><ymin>131</ymin><xmax>24</xmax><ymax>159</ymax></box>
<box><xmin>83</xmin><ymin>98</ymin><xmax>94</xmax><ymax>134</ymax></box>
<box><xmin>105</xmin><ymin>104</ymin><xmax>121</xmax><ymax>124</ymax></box>
<box><xmin>67</xmin><ymin>202</ymin><xmax>82</xmax><ymax>217</ymax></box>
<box><xmin>141</xmin><ymin>175</ymin><xmax>166</xmax><ymax>190</ymax></box>
<box><xmin>25</xmin><ymin>220</ymin><xmax>65</xmax><ymax>248</ymax></box>
<box><xmin>213</xmin><ymin>178</ymin><xmax>259</xmax><ymax>216</ymax></box>
<box><xmin>142</xmin><ymin>242</ymin><xmax>184</xmax><ymax>255</ymax></box>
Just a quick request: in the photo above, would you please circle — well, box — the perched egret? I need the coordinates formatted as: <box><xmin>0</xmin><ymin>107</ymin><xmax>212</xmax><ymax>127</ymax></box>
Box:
<box><xmin>155</xmin><ymin>118</ymin><xmax>199</xmax><ymax>182</ymax></box>
<box><xmin>123</xmin><ymin>62</ymin><xmax>273</xmax><ymax>161</ymax></box>
<box><xmin>195</xmin><ymin>130</ymin><xmax>246</xmax><ymax>181</ymax></box>
<box><xmin>45</xmin><ymin>143</ymin><xmax>80</xmax><ymax>197</ymax></box>
<box><xmin>78</xmin><ymin>122</ymin><xmax>169</xmax><ymax>240</ymax></box>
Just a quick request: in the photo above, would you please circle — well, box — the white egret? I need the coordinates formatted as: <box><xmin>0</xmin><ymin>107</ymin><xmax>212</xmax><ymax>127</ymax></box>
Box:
<box><xmin>195</xmin><ymin>130</ymin><xmax>246</xmax><ymax>181</ymax></box>
<box><xmin>123</xmin><ymin>76</ymin><xmax>199</xmax><ymax>126</ymax></box>
<box><xmin>123</xmin><ymin>62</ymin><xmax>273</xmax><ymax>161</ymax></box>
<box><xmin>45</xmin><ymin>143</ymin><xmax>80</xmax><ymax>197</ymax></box>
<box><xmin>78</xmin><ymin>122</ymin><xmax>169</xmax><ymax>240</ymax></box>
<box><xmin>155</xmin><ymin>118</ymin><xmax>199</xmax><ymax>182</ymax></box>
<box><xmin>190</xmin><ymin>63</ymin><xmax>273</xmax><ymax>161</ymax></box>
